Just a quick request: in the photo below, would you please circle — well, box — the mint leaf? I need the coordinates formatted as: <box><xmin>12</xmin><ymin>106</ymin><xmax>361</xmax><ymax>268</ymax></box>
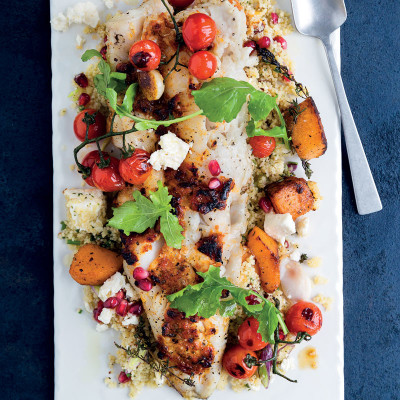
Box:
<box><xmin>81</xmin><ymin>49</ymin><xmax>102</xmax><ymax>61</ymax></box>
<box><xmin>167</xmin><ymin>266</ymin><xmax>286</xmax><ymax>342</ymax></box>
<box><xmin>248</xmin><ymin>91</ymin><xmax>277</xmax><ymax>121</ymax></box>
<box><xmin>192</xmin><ymin>77</ymin><xmax>255</xmax><ymax>122</ymax></box>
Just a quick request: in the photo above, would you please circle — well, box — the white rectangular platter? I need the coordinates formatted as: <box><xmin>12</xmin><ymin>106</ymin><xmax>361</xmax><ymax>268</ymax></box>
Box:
<box><xmin>52</xmin><ymin>0</ymin><xmax>343</xmax><ymax>399</ymax></box>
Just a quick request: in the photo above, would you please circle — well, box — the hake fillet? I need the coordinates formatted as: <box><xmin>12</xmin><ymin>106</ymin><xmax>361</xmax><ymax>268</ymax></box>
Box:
<box><xmin>106</xmin><ymin>0</ymin><xmax>254</xmax><ymax>397</ymax></box>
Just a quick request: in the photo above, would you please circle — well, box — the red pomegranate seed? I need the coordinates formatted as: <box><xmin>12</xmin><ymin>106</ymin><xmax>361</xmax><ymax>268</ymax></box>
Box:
<box><xmin>271</xmin><ymin>12</ymin><xmax>279</xmax><ymax>24</ymax></box>
<box><xmin>133</xmin><ymin>267</ymin><xmax>149</xmax><ymax>281</ymax></box>
<box><xmin>100</xmin><ymin>46</ymin><xmax>107</xmax><ymax>60</ymax></box>
<box><xmin>208</xmin><ymin>160</ymin><xmax>221</xmax><ymax>176</ymax></box>
<box><xmin>208</xmin><ymin>178</ymin><xmax>221</xmax><ymax>190</ymax></box>
<box><xmin>128</xmin><ymin>302</ymin><xmax>143</xmax><ymax>315</ymax></box>
<box><xmin>115</xmin><ymin>290</ymin><xmax>125</xmax><ymax>300</ymax></box>
<box><xmin>93</xmin><ymin>300</ymin><xmax>104</xmax><ymax>323</ymax></box>
<box><xmin>273</xmin><ymin>35</ymin><xmax>287</xmax><ymax>49</ymax></box>
<box><xmin>138</xmin><ymin>279</ymin><xmax>153</xmax><ymax>292</ymax></box>
<box><xmin>246</xmin><ymin>294</ymin><xmax>260</xmax><ymax>305</ymax></box>
<box><xmin>104</xmin><ymin>35</ymin><xmax>108</xmax><ymax>43</ymax></box>
<box><xmin>116</xmin><ymin>299</ymin><xmax>129</xmax><ymax>316</ymax></box>
<box><xmin>104</xmin><ymin>297</ymin><xmax>119</xmax><ymax>309</ymax></box>
<box><xmin>118</xmin><ymin>371</ymin><xmax>131</xmax><ymax>383</ymax></box>
<box><xmin>259</xmin><ymin>197</ymin><xmax>272</xmax><ymax>213</ymax></box>
<box><xmin>74</xmin><ymin>73</ymin><xmax>88</xmax><ymax>88</ymax></box>
<box><xmin>257</xmin><ymin>36</ymin><xmax>271</xmax><ymax>49</ymax></box>
<box><xmin>243</xmin><ymin>40</ymin><xmax>257</xmax><ymax>55</ymax></box>
<box><xmin>78</xmin><ymin>93</ymin><xmax>90</xmax><ymax>106</ymax></box>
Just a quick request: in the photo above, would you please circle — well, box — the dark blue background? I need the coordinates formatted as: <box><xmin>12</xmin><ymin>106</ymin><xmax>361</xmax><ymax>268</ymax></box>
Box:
<box><xmin>0</xmin><ymin>0</ymin><xmax>399</xmax><ymax>398</ymax></box>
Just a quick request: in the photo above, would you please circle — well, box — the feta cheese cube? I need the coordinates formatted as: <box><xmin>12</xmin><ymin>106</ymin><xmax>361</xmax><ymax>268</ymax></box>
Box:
<box><xmin>296</xmin><ymin>216</ymin><xmax>309</xmax><ymax>237</ymax></box>
<box><xmin>149</xmin><ymin>132</ymin><xmax>192</xmax><ymax>171</ymax></box>
<box><xmin>289</xmin><ymin>249</ymin><xmax>301</xmax><ymax>262</ymax></box>
<box><xmin>264</xmin><ymin>213</ymin><xmax>296</xmax><ymax>245</ymax></box>
<box><xmin>66</xmin><ymin>2</ymin><xmax>100</xmax><ymax>28</ymax></box>
<box><xmin>51</xmin><ymin>12</ymin><xmax>69</xmax><ymax>32</ymax></box>
<box><xmin>98</xmin><ymin>308</ymin><xmax>114</xmax><ymax>324</ymax></box>
<box><xmin>96</xmin><ymin>323</ymin><xmax>109</xmax><ymax>332</ymax></box>
<box><xmin>98</xmin><ymin>272</ymin><xmax>126</xmax><ymax>302</ymax></box>
<box><xmin>122</xmin><ymin>314</ymin><xmax>139</xmax><ymax>326</ymax></box>
<box><xmin>63</xmin><ymin>188</ymin><xmax>106</xmax><ymax>234</ymax></box>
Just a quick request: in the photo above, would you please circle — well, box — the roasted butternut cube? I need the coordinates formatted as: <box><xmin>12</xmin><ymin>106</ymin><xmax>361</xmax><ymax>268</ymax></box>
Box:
<box><xmin>247</xmin><ymin>227</ymin><xmax>280</xmax><ymax>293</ymax></box>
<box><xmin>285</xmin><ymin>97</ymin><xmax>327</xmax><ymax>160</ymax></box>
<box><xmin>266</xmin><ymin>177</ymin><xmax>314</xmax><ymax>220</ymax></box>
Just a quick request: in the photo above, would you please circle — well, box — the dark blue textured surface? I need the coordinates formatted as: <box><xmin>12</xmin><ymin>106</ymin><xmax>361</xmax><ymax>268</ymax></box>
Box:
<box><xmin>0</xmin><ymin>0</ymin><xmax>399</xmax><ymax>399</ymax></box>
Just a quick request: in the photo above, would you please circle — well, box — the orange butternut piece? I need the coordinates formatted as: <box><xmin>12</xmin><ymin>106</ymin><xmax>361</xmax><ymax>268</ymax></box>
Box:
<box><xmin>266</xmin><ymin>177</ymin><xmax>314</xmax><ymax>220</ymax></box>
<box><xmin>69</xmin><ymin>244</ymin><xmax>123</xmax><ymax>285</ymax></box>
<box><xmin>285</xmin><ymin>97</ymin><xmax>327</xmax><ymax>160</ymax></box>
<box><xmin>247</xmin><ymin>227</ymin><xmax>280</xmax><ymax>293</ymax></box>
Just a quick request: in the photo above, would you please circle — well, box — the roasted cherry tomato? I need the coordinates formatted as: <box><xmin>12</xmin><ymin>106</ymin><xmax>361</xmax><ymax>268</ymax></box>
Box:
<box><xmin>238</xmin><ymin>317</ymin><xmax>268</xmax><ymax>351</ymax></box>
<box><xmin>222</xmin><ymin>345</ymin><xmax>257</xmax><ymax>379</ymax></box>
<box><xmin>73</xmin><ymin>109</ymin><xmax>106</xmax><ymax>142</ymax></box>
<box><xmin>81</xmin><ymin>150</ymin><xmax>108</xmax><ymax>187</ymax></box>
<box><xmin>285</xmin><ymin>301</ymin><xmax>323</xmax><ymax>336</ymax></box>
<box><xmin>182</xmin><ymin>13</ymin><xmax>217</xmax><ymax>52</ymax></box>
<box><xmin>249</xmin><ymin>136</ymin><xmax>276</xmax><ymax>158</ymax></box>
<box><xmin>168</xmin><ymin>0</ymin><xmax>195</xmax><ymax>8</ymax></box>
<box><xmin>129</xmin><ymin>40</ymin><xmax>161</xmax><ymax>72</ymax></box>
<box><xmin>92</xmin><ymin>156</ymin><xmax>125</xmax><ymax>192</ymax></box>
<box><xmin>119</xmin><ymin>149</ymin><xmax>152</xmax><ymax>185</ymax></box>
<box><xmin>188</xmin><ymin>51</ymin><xmax>217</xmax><ymax>80</ymax></box>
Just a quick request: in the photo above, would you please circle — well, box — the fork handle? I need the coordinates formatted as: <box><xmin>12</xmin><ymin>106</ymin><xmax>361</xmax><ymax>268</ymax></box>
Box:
<box><xmin>321</xmin><ymin>34</ymin><xmax>382</xmax><ymax>215</ymax></box>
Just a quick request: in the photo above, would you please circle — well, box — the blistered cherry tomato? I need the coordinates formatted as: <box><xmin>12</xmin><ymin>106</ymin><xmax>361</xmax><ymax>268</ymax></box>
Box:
<box><xmin>222</xmin><ymin>345</ymin><xmax>257</xmax><ymax>379</ymax></box>
<box><xmin>238</xmin><ymin>317</ymin><xmax>268</xmax><ymax>351</ymax></box>
<box><xmin>257</xmin><ymin>36</ymin><xmax>271</xmax><ymax>49</ymax></box>
<box><xmin>81</xmin><ymin>150</ymin><xmax>108</xmax><ymax>187</ymax></box>
<box><xmin>285</xmin><ymin>301</ymin><xmax>323</xmax><ymax>336</ymax></box>
<box><xmin>168</xmin><ymin>0</ymin><xmax>195</xmax><ymax>8</ymax></box>
<box><xmin>182</xmin><ymin>13</ymin><xmax>217</xmax><ymax>52</ymax></box>
<box><xmin>249</xmin><ymin>136</ymin><xmax>276</xmax><ymax>158</ymax></box>
<box><xmin>73</xmin><ymin>109</ymin><xmax>106</xmax><ymax>142</ymax></box>
<box><xmin>92</xmin><ymin>156</ymin><xmax>125</xmax><ymax>192</ymax></box>
<box><xmin>188</xmin><ymin>51</ymin><xmax>217</xmax><ymax>80</ymax></box>
<box><xmin>119</xmin><ymin>149</ymin><xmax>152</xmax><ymax>185</ymax></box>
<box><xmin>129</xmin><ymin>40</ymin><xmax>161</xmax><ymax>71</ymax></box>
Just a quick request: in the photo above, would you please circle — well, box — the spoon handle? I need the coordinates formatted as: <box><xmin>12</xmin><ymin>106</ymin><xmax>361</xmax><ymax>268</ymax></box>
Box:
<box><xmin>321</xmin><ymin>34</ymin><xmax>382</xmax><ymax>215</ymax></box>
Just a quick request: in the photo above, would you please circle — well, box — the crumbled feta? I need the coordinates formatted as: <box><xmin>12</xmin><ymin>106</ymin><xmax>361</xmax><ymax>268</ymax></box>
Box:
<box><xmin>76</xmin><ymin>34</ymin><xmax>86</xmax><ymax>49</ymax></box>
<box><xmin>98</xmin><ymin>272</ymin><xmax>126</xmax><ymax>302</ymax></box>
<box><xmin>51</xmin><ymin>12</ymin><xmax>69</xmax><ymax>32</ymax></box>
<box><xmin>63</xmin><ymin>188</ymin><xmax>106</xmax><ymax>234</ymax></box>
<box><xmin>149</xmin><ymin>132</ymin><xmax>192</xmax><ymax>171</ymax></box>
<box><xmin>67</xmin><ymin>2</ymin><xmax>100</xmax><ymax>28</ymax></box>
<box><xmin>264</xmin><ymin>213</ymin><xmax>296</xmax><ymax>245</ymax></box>
<box><xmin>289</xmin><ymin>249</ymin><xmax>301</xmax><ymax>262</ymax></box>
<box><xmin>96</xmin><ymin>323</ymin><xmax>109</xmax><ymax>332</ymax></box>
<box><xmin>122</xmin><ymin>314</ymin><xmax>139</xmax><ymax>326</ymax></box>
<box><xmin>98</xmin><ymin>308</ymin><xmax>114</xmax><ymax>324</ymax></box>
<box><xmin>103</xmin><ymin>0</ymin><xmax>114</xmax><ymax>8</ymax></box>
<box><xmin>279</xmin><ymin>356</ymin><xmax>295</xmax><ymax>372</ymax></box>
<box><xmin>296</xmin><ymin>216</ymin><xmax>309</xmax><ymax>237</ymax></box>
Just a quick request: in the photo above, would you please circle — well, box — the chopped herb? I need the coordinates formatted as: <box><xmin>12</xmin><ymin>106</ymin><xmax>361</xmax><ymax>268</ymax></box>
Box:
<box><xmin>300</xmin><ymin>253</ymin><xmax>309</xmax><ymax>263</ymax></box>
<box><xmin>301</xmin><ymin>159</ymin><xmax>313</xmax><ymax>179</ymax></box>
<box><xmin>60</xmin><ymin>221</ymin><xmax>67</xmax><ymax>230</ymax></box>
<box><xmin>77</xmin><ymin>308</ymin><xmax>83</xmax><ymax>314</ymax></box>
<box><xmin>67</xmin><ymin>240</ymin><xmax>81</xmax><ymax>246</ymax></box>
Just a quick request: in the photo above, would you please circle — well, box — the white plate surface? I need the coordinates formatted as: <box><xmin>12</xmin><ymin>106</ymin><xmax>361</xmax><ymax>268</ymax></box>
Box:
<box><xmin>52</xmin><ymin>1</ymin><xmax>343</xmax><ymax>399</ymax></box>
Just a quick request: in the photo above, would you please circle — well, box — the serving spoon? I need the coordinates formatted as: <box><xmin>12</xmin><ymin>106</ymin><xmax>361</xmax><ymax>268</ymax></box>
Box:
<box><xmin>290</xmin><ymin>0</ymin><xmax>382</xmax><ymax>215</ymax></box>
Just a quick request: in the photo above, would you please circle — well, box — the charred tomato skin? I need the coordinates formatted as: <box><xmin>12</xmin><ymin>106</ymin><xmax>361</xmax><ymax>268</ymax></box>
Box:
<box><xmin>222</xmin><ymin>345</ymin><xmax>257</xmax><ymax>379</ymax></box>
<box><xmin>92</xmin><ymin>156</ymin><xmax>125</xmax><ymax>192</ymax></box>
<box><xmin>168</xmin><ymin>0</ymin><xmax>195</xmax><ymax>8</ymax></box>
<box><xmin>73</xmin><ymin>109</ymin><xmax>106</xmax><ymax>142</ymax></box>
<box><xmin>249</xmin><ymin>136</ymin><xmax>276</xmax><ymax>158</ymax></box>
<box><xmin>81</xmin><ymin>150</ymin><xmax>108</xmax><ymax>187</ymax></box>
<box><xmin>188</xmin><ymin>51</ymin><xmax>218</xmax><ymax>80</ymax></box>
<box><xmin>182</xmin><ymin>13</ymin><xmax>217</xmax><ymax>52</ymax></box>
<box><xmin>119</xmin><ymin>149</ymin><xmax>153</xmax><ymax>185</ymax></box>
<box><xmin>285</xmin><ymin>301</ymin><xmax>323</xmax><ymax>336</ymax></box>
<box><xmin>238</xmin><ymin>317</ymin><xmax>268</xmax><ymax>351</ymax></box>
<box><xmin>129</xmin><ymin>40</ymin><xmax>161</xmax><ymax>71</ymax></box>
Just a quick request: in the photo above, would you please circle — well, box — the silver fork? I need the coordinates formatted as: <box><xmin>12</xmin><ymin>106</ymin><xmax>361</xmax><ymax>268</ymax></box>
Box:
<box><xmin>290</xmin><ymin>0</ymin><xmax>382</xmax><ymax>215</ymax></box>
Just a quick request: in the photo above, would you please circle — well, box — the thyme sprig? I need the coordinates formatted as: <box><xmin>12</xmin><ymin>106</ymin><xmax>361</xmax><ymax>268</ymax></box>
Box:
<box><xmin>257</xmin><ymin>47</ymin><xmax>309</xmax><ymax>98</ymax></box>
<box><xmin>288</xmin><ymin>99</ymin><xmax>306</xmax><ymax>124</ymax></box>
<box><xmin>115</xmin><ymin>319</ymin><xmax>195</xmax><ymax>387</ymax></box>
<box><xmin>301</xmin><ymin>159</ymin><xmax>313</xmax><ymax>179</ymax></box>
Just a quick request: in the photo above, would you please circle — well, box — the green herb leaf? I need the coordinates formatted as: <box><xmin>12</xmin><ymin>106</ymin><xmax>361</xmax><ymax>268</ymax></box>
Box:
<box><xmin>167</xmin><ymin>266</ymin><xmax>286</xmax><ymax>342</ymax></box>
<box><xmin>67</xmin><ymin>240</ymin><xmax>81</xmax><ymax>246</ymax></box>
<box><xmin>81</xmin><ymin>49</ymin><xmax>102</xmax><ymax>61</ymax></box>
<box><xmin>108</xmin><ymin>181</ymin><xmax>184</xmax><ymax>249</ymax></box>
<box><xmin>93</xmin><ymin>74</ymin><xmax>107</xmax><ymax>96</ymax></box>
<box><xmin>121</xmin><ymin>83</ymin><xmax>138</xmax><ymax>114</ymax></box>
<box><xmin>248</xmin><ymin>91</ymin><xmax>277</xmax><ymax>121</ymax></box>
<box><xmin>106</xmin><ymin>88</ymin><xmax>118</xmax><ymax>110</ymax></box>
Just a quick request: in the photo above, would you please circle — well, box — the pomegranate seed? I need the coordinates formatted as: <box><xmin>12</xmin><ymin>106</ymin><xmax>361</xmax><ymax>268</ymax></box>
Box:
<box><xmin>208</xmin><ymin>160</ymin><xmax>221</xmax><ymax>176</ymax></box>
<box><xmin>93</xmin><ymin>300</ymin><xmax>104</xmax><ymax>323</ymax></box>
<box><xmin>118</xmin><ymin>371</ymin><xmax>131</xmax><ymax>383</ymax></box>
<box><xmin>243</xmin><ymin>40</ymin><xmax>257</xmax><ymax>55</ymax></box>
<box><xmin>208</xmin><ymin>178</ymin><xmax>221</xmax><ymax>189</ymax></box>
<box><xmin>271</xmin><ymin>12</ymin><xmax>279</xmax><ymax>24</ymax></box>
<box><xmin>104</xmin><ymin>297</ymin><xmax>119</xmax><ymax>309</ymax></box>
<box><xmin>100</xmin><ymin>46</ymin><xmax>107</xmax><ymax>60</ymax></box>
<box><xmin>104</xmin><ymin>35</ymin><xmax>108</xmax><ymax>43</ymax></box>
<box><xmin>116</xmin><ymin>299</ymin><xmax>129</xmax><ymax>316</ymax></box>
<box><xmin>133</xmin><ymin>267</ymin><xmax>149</xmax><ymax>281</ymax></box>
<box><xmin>273</xmin><ymin>35</ymin><xmax>287</xmax><ymax>49</ymax></box>
<box><xmin>284</xmin><ymin>240</ymin><xmax>289</xmax><ymax>248</ymax></box>
<box><xmin>246</xmin><ymin>294</ymin><xmax>260</xmax><ymax>305</ymax></box>
<box><xmin>138</xmin><ymin>279</ymin><xmax>153</xmax><ymax>292</ymax></box>
<box><xmin>74</xmin><ymin>73</ymin><xmax>88</xmax><ymax>88</ymax></box>
<box><xmin>257</xmin><ymin>36</ymin><xmax>271</xmax><ymax>49</ymax></box>
<box><xmin>259</xmin><ymin>197</ymin><xmax>272</xmax><ymax>213</ymax></box>
<box><xmin>128</xmin><ymin>302</ymin><xmax>143</xmax><ymax>315</ymax></box>
<box><xmin>115</xmin><ymin>290</ymin><xmax>125</xmax><ymax>300</ymax></box>
<box><xmin>78</xmin><ymin>93</ymin><xmax>90</xmax><ymax>106</ymax></box>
